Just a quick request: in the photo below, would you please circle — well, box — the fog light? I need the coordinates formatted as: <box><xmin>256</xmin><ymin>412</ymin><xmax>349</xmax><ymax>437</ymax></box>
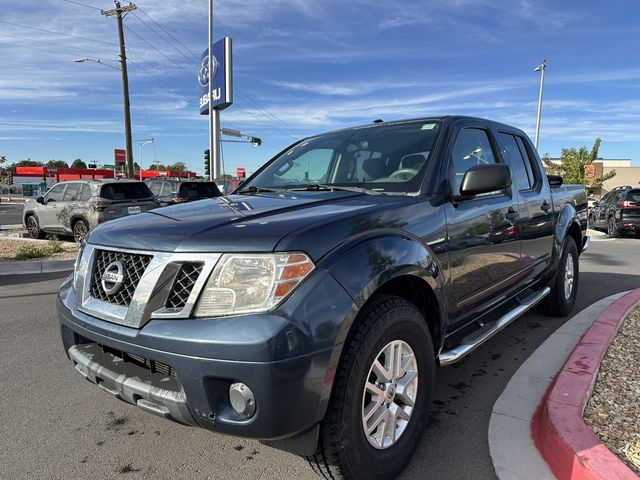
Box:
<box><xmin>229</xmin><ymin>382</ymin><xmax>256</xmax><ymax>418</ymax></box>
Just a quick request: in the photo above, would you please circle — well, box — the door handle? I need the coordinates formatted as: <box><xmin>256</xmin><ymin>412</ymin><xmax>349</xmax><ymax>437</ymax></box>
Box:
<box><xmin>541</xmin><ymin>200</ymin><xmax>551</xmax><ymax>213</ymax></box>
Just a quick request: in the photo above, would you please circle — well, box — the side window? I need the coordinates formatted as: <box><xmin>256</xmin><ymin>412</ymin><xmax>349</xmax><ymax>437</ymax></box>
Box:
<box><xmin>63</xmin><ymin>183</ymin><xmax>82</xmax><ymax>201</ymax></box>
<box><xmin>45</xmin><ymin>184</ymin><xmax>65</xmax><ymax>203</ymax></box>
<box><xmin>450</xmin><ymin>128</ymin><xmax>498</xmax><ymax>196</ymax></box>
<box><xmin>80</xmin><ymin>184</ymin><xmax>92</xmax><ymax>201</ymax></box>
<box><xmin>148</xmin><ymin>182</ymin><xmax>162</xmax><ymax>196</ymax></box>
<box><xmin>498</xmin><ymin>133</ymin><xmax>531</xmax><ymax>191</ymax></box>
<box><xmin>514</xmin><ymin>136</ymin><xmax>538</xmax><ymax>187</ymax></box>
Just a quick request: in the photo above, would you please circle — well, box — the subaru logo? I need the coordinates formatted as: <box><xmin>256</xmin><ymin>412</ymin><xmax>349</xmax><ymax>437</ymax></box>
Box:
<box><xmin>198</xmin><ymin>54</ymin><xmax>218</xmax><ymax>87</ymax></box>
<box><xmin>101</xmin><ymin>260</ymin><xmax>126</xmax><ymax>295</ymax></box>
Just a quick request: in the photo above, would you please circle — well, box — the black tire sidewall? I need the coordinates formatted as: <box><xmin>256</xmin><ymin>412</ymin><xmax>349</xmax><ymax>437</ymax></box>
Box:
<box><xmin>557</xmin><ymin>238</ymin><xmax>579</xmax><ymax>313</ymax></box>
<box><xmin>340</xmin><ymin>303</ymin><xmax>435</xmax><ymax>480</ymax></box>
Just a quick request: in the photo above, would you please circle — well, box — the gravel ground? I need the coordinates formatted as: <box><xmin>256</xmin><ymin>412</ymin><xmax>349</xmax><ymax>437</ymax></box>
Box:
<box><xmin>0</xmin><ymin>238</ymin><xmax>78</xmax><ymax>261</ymax></box>
<box><xmin>584</xmin><ymin>306</ymin><xmax>640</xmax><ymax>475</ymax></box>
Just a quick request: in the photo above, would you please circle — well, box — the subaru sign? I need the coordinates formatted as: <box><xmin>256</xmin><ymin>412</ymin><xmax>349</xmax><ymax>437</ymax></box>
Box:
<box><xmin>199</xmin><ymin>37</ymin><xmax>233</xmax><ymax>114</ymax></box>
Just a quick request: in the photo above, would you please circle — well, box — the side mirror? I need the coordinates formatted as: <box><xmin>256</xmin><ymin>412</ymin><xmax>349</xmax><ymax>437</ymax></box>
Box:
<box><xmin>36</xmin><ymin>196</ymin><xmax>45</xmax><ymax>205</ymax></box>
<box><xmin>547</xmin><ymin>174</ymin><xmax>563</xmax><ymax>187</ymax></box>
<box><xmin>458</xmin><ymin>164</ymin><xmax>512</xmax><ymax>198</ymax></box>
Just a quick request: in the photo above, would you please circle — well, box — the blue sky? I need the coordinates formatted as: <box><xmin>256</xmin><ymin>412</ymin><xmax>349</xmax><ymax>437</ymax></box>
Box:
<box><xmin>1</xmin><ymin>0</ymin><xmax>639</xmax><ymax>176</ymax></box>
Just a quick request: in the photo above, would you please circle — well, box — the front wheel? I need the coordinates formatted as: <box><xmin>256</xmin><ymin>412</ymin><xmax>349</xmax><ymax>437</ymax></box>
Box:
<box><xmin>26</xmin><ymin>215</ymin><xmax>44</xmax><ymax>239</ymax></box>
<box><xmin>307</xmin><ymin>295</ymin><xmax>435</xmax><ymax>480</ymax></box>
<box><xmin>539</xmin><ymin>237</ymin><xmax>579</xmax><ymax>317</ymax></box>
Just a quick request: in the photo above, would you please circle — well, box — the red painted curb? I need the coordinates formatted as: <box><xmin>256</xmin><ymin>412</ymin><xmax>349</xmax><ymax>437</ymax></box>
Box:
<box><xmin>532</xmin><ymin>289</ymin><xmax>640</xmax><ymax>480</ymax></box>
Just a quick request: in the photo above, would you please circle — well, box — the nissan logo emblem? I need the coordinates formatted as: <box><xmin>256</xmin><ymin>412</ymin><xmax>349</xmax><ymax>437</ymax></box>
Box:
<box><xmin>101</xmin><ymin>260</ymin><xmax>126</xmax><ymax>295</ymax></box>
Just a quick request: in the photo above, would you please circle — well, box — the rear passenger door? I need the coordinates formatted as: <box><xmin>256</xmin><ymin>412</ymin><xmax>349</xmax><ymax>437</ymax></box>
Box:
<box><xmin>60</xmin><ymin>182</ymin><xmax>83</xmax><ymax>233</ymax></box>
<box><xmin>39</xmin><ymin>183</ymin><xmax>67</xmax><ymax>231</ymax></box>
<box><xmin>496</xmin><ymin>131</ymin><xmax>554</xmax><ymax>279</ymax></box>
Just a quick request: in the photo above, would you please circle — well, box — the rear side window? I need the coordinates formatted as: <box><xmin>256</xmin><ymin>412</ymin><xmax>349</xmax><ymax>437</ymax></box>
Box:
<box><xmin>514</xmin><ymin>136</ymin><xmax>538</xmax><ymax>187</ymax></box>
<box><xmin>63</xmin><ymin>183</ymin><xmax>82</xmax><ymax>201</ymax></box>
<box><xmin>626</xmin><ymin>190</ymin><xmax>640</xmax><ymax>202</ymax></box>
<box><xmin>178</xmin><ymin>182</ymin><xmax>222</xmax><ymax>198</ymax></box>
<box><xmin>100</xmin><ymin>182</ymin><xmax>153</xmax><ymax>200</ymax></box>
<box><xmin>80</xmin><ymin>184</ymin><xmax>92</xmax><ymax>201</ymax></box>
<box><xmin>147</xmin><ymin>181</ymin><xmax>162</xmax><ymax>196</ymax></box>
<box><xmin>497</xmin><ymin>133</ymin><xmax>531</xmax><ymax>191</ymax></box>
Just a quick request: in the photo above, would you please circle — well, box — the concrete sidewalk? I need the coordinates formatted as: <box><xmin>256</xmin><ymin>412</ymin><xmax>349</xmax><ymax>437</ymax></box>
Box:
<box><xmin>488</xmin><ymin>292</ymin><xmax>629</xmax><ymax>480</ymax></box>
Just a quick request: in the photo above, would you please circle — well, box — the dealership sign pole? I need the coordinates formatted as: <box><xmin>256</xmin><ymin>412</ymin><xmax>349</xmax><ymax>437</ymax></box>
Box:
<box><xmin>202</xmin><ymin>1</ymin><xmax>232</xmax><ymax>181</ymax></box>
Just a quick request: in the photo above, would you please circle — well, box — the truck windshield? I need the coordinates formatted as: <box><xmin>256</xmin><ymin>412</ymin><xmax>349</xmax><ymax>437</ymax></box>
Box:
<box><xmin>242</xmin><ymin>120</ymin><xmax>441</xmax><ymax>194</ymax></box>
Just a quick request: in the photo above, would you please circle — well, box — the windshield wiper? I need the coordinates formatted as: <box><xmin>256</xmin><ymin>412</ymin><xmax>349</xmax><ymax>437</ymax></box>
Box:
<box><xmin>293</xmin><ymin>183</ymin><xmax>386</xmax><ymax>195</ymax></box>
<box><xmin>237</xmin><ymin>186</ymin><xmax>286</xmax><ymax>194</ymax></box>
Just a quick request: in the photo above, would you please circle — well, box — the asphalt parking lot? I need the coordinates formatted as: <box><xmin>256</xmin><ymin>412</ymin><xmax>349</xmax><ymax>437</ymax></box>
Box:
<box><xmin>1</xmin><ymin>236</ymin><xmax>638</xmax><ymax>480</ymax></box>
<box><xmin>0</xmin><ymin>202</ymin><xmax>23</xmax><ymax>226</ymax></box>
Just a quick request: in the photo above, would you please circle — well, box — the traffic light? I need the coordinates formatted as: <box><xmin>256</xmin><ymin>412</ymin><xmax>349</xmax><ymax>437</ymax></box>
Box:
<box><xmin>8</xmin><ymin>172</ymin><xmax>13</xmax><ymax>185</ymax></box>
<box><xmin>204</xmin><ymin>149</ymin><xmax>210</xmax><ymax>176</ymax></box>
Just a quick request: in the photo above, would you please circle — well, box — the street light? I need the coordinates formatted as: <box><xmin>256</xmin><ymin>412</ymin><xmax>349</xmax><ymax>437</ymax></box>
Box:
<box><xmin>533</xmin><ymin>59</ymin><xmax>547</xmax><ymax>150</ymax></box>
<box><xmin>74</xmin><ymin>57</ymin><xmax>120</xmax><ymax>70</ymax></box>
<box><xmin>138</xmin><ymin>139</ymin><xmax>154</xmax><ymax>180</ymax></box>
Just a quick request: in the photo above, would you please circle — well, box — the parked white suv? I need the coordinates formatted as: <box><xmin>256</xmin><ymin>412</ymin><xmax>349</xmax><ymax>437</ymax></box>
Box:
<box><xmin>23</xmin><ymin>180</ymin><xmax>157</xmax><ymax>242</ymax></box>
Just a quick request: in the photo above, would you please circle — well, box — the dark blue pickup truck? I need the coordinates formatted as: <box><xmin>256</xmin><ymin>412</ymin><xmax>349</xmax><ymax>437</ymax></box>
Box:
<box><xmin>58</xmin><ymin>116</ymin><xmax>587</xmax><ymax>480</ymax></box>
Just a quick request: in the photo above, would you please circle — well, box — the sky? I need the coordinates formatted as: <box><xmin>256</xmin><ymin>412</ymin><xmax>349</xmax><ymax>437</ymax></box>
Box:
<box><xmin>1</xmin><ymin>0</ymin><xmax>639</xmax><ymax>176</ymax></box>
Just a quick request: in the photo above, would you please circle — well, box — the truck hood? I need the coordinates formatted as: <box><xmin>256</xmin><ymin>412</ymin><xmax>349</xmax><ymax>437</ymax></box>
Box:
<box><xmin>87</xmin><ymin>191</ymin><xmax>401</xmax><ymax>256</ymax></box>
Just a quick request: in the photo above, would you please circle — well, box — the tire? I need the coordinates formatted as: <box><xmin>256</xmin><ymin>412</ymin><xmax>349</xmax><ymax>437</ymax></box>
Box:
<box><xmin>26</xmin><ymin>215</ymin><xmax>44</xmax><ymax>239</ymax></box>
<box><xmin>539</xmin><ymin>237</ymin><xmax>579</xmax><ymax>317</ymax></box>
<box><xmin>72</xmin><ymin>218</ymin><xmax>89</xmax><ymax>243</ymax></box>
<box><xmin>307</xmin><ymin>295</ymin><xmax>435</xmax><ymax>480</ymax></box>
<box><xmin>607</xmin><ymin>216</ymin><xmax>620</xmax><ymax>238</ymax></box>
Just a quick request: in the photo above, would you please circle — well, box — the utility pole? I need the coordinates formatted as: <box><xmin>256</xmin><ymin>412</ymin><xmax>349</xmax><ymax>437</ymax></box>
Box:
<box><xmin>102</xmin><ymin>1</ymin><xmax>137</xmax><ymax>178</ymax></box>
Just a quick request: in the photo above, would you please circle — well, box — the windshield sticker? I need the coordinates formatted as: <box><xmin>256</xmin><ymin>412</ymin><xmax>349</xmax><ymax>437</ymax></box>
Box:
<box><xmin>421</xmin><ymin>123</ymin><xmax>436</xmax><ymax>130</ymax></box>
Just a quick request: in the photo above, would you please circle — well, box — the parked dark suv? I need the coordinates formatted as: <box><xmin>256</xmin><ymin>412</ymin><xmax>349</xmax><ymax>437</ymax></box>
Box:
<box><xmin>589</xmin><ymin>186</ymin><xmax>640</xmax><ymax>237</ymax></box>
<box><xmin>145</xmin><ymin>178</ymin><xmax>222</xmax><ymax>206</ymax></box>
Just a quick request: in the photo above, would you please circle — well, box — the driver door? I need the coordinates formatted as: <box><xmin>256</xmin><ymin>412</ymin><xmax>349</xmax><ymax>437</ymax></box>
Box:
<box><xmin>39</xmin><ymin>183</ymin><xmax>67</xmax><ymax>231</ymax></box>
<box><xmin>443</xmin><ymin>127</ymin><xmax>523</xmax><ymax>329</ymax></box>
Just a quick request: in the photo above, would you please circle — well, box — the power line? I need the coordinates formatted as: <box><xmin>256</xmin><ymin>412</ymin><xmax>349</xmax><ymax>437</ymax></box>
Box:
<box><xmin>137</xmin><ymin>7</ymin><xmax>199</xmax><ymax>59</ymax></box>
<box><xmin>0</xmin><ymin>19</ymin><xmax>113</xmax><ymax>46</ymax></box>
<box><xmin>131</xmin><ymin>11</ymin><xmax>197</xmax><ymax>64</ymax></box>
<box><xmin>123</xmin><ymin>24</ymin><xmax>194</xmax><ymax>77</ymax></box>
<box><xmin>61</xmin><ymin>0</ymin><xmax>102</xmax><ymax>10</ymax></box>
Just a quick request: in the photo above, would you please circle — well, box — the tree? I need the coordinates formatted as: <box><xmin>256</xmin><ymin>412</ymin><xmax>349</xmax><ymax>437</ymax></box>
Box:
<box><xmin>71</xmin><ymin>159</ymin><xmax>87</xmax><ymax>169</ymax></box>
<box><xmin>47</xmin><ymin>160</ymin><xmax>69</xmax><ymax>169</ymax></box>
<box><xmin>541</xmin><ymin>138</ymin><xmax>616</xmax><ymax>188</ymax></box>
<box><xmin>0</xmin><ymin>155</ymin><xmax>6</xmax><ymax>166</ymax></box>
<box><xmin>166</xmin><ymin>161</ymin><xmax>188</xmax><ymax>172</ymax></box>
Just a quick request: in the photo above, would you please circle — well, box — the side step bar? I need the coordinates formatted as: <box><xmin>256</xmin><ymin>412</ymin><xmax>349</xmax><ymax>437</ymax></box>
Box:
<box><xmin>438</xmin><ymin>287</ymin><xmax>551</xmax><ymax>366</ymax></box>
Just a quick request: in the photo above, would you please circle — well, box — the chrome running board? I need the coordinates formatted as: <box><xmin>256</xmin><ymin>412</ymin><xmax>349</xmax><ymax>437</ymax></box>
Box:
<box><xmin>438</xmin><ymin>287</ymin><xmax>551</xmax><ymax>366</ymax></box>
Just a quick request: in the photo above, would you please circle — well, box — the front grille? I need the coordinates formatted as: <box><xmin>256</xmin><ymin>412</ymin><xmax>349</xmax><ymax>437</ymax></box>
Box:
<box><xmin>166</xmin><ymin>262</ymin><xmax>203</xmax><ymax>309</ymax></box>
<box><xmin>90</xmin><ymin>249</ymin><xmax>152</xmax><ymax>306</ymax></box>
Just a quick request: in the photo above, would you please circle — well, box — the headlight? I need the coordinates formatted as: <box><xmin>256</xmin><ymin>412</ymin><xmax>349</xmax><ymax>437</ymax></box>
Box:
<box><xmin>73</xmin><ymin>242</ymin><xmax>86</xmax><ymax>291</ymax></box>
<box><xmin>194</xmin><ymin>252</ymin><xmax>315</xmax><ymax>317</ymax></box>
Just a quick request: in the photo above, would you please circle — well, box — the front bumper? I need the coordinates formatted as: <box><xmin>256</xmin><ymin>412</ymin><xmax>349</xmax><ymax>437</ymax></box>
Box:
<box><xmin>58</xmin><ymin>268</ymin><xmax>355</xmax><ymax>444</ymax></box>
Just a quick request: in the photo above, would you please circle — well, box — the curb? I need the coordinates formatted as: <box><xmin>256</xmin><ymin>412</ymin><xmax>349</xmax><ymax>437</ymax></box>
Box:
<box><xmin>0</xmin><ymin>224</ymin><xmax>23</xmax><ymax>230</ymax></box>
<box><xmin>489</xmin><ymin>292</ymin><xmax>629</xmax><ymax>480</ymax></box>
<box><xmin>532</xmin><ymin>289</ymin><xmax>640</xmax><ymax>480</ymax></box>
<box><xmin>0</xmin><ymin>259</ymin><xmax>75</xmax><ymax>275</ymax></box>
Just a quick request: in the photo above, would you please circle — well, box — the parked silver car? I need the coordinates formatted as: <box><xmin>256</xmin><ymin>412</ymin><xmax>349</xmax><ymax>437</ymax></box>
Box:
<box><xmin>23</xmin><ymin>180</ymin><xmax>157</xmax><ymax>242</ymax></box>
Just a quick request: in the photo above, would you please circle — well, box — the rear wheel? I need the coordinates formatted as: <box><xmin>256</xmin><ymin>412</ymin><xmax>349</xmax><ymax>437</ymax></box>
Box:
<box><xmin>72</xmin><ymin>219</ymin><xmax>89</xmax><ymax>243</ymax></box>
<box><xmin>607</xmin><ymin>216</ymin><xmax>620</xmax><ymax>238</ymax></box>
<box><xmin>539</xmin><ymin>237</ymin><xmax>579</xmax><ymax>317</ymax></box>
<box><xmin>26</xmin><ymin>215</ymin><xmax>44</xmax><ymax>239</ymax></box>
<box><xmin>307</xmin><ymin>295</ymin><xmax>435</xmax><ymax>480</ymax></box>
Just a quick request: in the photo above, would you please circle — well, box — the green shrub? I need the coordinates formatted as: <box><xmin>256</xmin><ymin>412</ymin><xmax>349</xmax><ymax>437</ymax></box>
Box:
<box><xmin>15</xmin><ymin>237</ymin><xmax>65</xmax><ymax>260</ymax></box>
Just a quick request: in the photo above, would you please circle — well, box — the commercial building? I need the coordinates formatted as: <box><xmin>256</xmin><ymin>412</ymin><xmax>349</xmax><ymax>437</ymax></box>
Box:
<box><xmin>548</xmin><ymin>158</ymin><xmax>640</xmax><ymax>197</ymax></box>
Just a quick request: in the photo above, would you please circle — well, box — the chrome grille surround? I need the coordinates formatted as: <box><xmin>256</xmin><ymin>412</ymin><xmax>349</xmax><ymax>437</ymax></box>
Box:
<box><xmin>90</xmin><ymin>249</ymin><xmax>152</xmax><ymax>306</ymax></box>
<box><xmin>75</xmin><ymin>244</ymin><xmax>221</xmax><ymax>328</ymax></box>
